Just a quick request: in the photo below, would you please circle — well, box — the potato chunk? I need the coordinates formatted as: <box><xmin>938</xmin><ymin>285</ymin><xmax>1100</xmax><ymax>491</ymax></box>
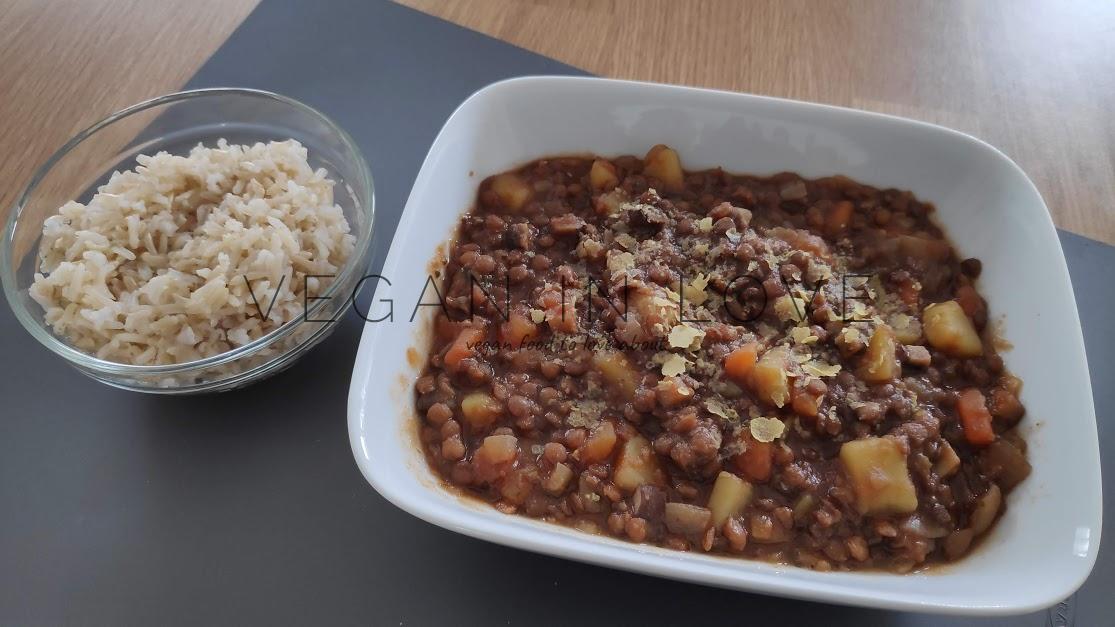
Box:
<box><xmin>643</xmin><ymin>144</ymin><xmax>684</xmax><ymax>191</ymax></box>
<box><xmin>592</xmin><ymin>351</ymin><xmax>639</xmax><ymax>400</ymax></box>
<box><xmin>460</xmin><ymin>391</ymin><xmax>502</xmax><ymax>430</ymax></box>
<box><xmin>923</xmin><ymin>300</ymin><xmax>982</xmax><ymax>357</ymax></box>
<box><xmin>707</xmin><ymin>471</ymin><xmax>754</xmax><ymax>527</ymax></box>
<box><xmin>969</xmin><ymin>484</ymin><xmax>1002</xmax><ymax>535</ymax></box>
<box><xmin>888</xmin><ymin>313</ymin><xmax>923</xmax><ymax>345</ymax></box>
<box><xmin>839</xmin><ymin>437</ymin><xmax>918</xmax><ymax>515</ymax></box>
<box><xmin>934</xmin><ymin>440</ymin><xmax>961</xmax><ymax>479</ymax></box>
<box><xmin>614</xmin><ymin>435</ymin><xmax>665</xmax><ymax>492</ymax></box>
<box><xmin>476</xmin><ymin>434</ymin><xmax>518</xmax><ymax>466</ymax></box>
<box><xmin>750</xmin><ymin>346</ymin><xmax>790</xmax><ymax>408</ymax></box>
<box><xmin>578</xmin><ymin>421</ymin><xmax>617</xmax><ymax>463</ymax></box>
<box><xmin>860</xmin><ymin>324</ymin><xmax>900</xmax><ymax>383</ymax></box>
<box><xmin>655</xmin><ymin>376</ymin><xmax>694</xmax><ymax>408</ymax></box>
<box><xmin>589</xmin><ymin>159</ymin><xmax>619</xmax><ymax>191</ymax></box>
<box><xmin>664</xmin><ymin>502</ymin><xmax>711</xmax><ymax>537</ymax></box>
<box><xmin>542</xmin><ymin>462</ymin><xmax>574</xmax><ymax>495</ymax></box>
<box><xmin>594</xmin><ymin>188</ymin><xmax>627</xmax><ymax>215</ymax></box>
<box><xmin>489</xmin><ymin>173</ymin><xmax>532</xmax><ymax>211</ymax></box>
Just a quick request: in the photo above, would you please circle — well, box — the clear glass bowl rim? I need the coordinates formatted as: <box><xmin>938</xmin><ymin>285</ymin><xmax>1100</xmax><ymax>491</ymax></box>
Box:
<box><xmin>0</xmin><ymin>87</ymin><xmax>375</xmax><ymax>376</ymax></box>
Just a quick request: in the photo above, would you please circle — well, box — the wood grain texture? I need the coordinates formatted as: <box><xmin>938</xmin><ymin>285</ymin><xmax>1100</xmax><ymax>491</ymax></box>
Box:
<box><xmin>0</xmin><ymin>0</ymin><xmax>258</xmax><ymax>224</ymax></box>
<box><xmin>2</xmin><ymin>0</ymin><xmax>1112</xmax><ymax>244</ymax></box>
<box><xmin>398</xmin><ymin>0</ymin><xmax>1115</xmax><ymax>245</ymax></box>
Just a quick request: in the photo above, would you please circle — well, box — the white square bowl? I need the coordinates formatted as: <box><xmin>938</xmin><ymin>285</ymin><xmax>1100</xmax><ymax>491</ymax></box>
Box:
<box><xmin>348</xmin><ymin>76</ymin><xmax>1101</xmax><ymax>615</ymax></box>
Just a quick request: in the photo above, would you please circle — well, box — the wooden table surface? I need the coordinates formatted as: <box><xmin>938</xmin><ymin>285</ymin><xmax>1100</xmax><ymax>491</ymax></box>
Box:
<box><xmin>3</xmin><ymin>0</ymin><xmax>1112</xmax><ymax>244</ymax></box>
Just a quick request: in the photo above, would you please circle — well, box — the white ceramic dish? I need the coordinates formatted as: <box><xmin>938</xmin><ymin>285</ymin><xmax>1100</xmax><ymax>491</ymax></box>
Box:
<box><xmin>348</xmin><ymin>76</ymin><xmax>1101</xmax><ymax>615</ymax></box>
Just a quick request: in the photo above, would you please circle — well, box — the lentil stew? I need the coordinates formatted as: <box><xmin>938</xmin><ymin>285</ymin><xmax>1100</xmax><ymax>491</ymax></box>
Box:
<box><xmin>413</xmin><ymin>145</ymin><xmax>1030</xmax><ymax>572</ymax></box>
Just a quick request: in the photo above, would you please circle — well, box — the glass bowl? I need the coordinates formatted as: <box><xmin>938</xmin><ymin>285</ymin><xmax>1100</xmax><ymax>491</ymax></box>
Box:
<box><xmin>1</xmin><ymin>88</ymin><xmax>374</xmax><ymax>394</ymax></box>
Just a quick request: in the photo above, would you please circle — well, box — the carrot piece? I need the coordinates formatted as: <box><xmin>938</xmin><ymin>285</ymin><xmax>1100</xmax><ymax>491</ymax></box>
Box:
<box><xmin>791</xmin><ymin>388</ymin><xmax>821</xmax><ymax>418</ymax></box>
<box><xmin>444</xmin><ymin>327</ymin><xmax>485</xmax><ymax>370</ymax></box>
<box><xmin>732</xmin><ymin>432</ymin><xmax>774</xmax><ymax>483</ymax></box>
<box><xmin>826</xmin><ymin>200</ymin><xmax>855</xmax><ymax>235</ymax></box>
<box><xmin>724</xmin><ymin>343</ymin><xmax>759</xmax><ymax>385</ymax></box>
<box><xmin>957</xmin><ymin>388</ymin><xmax>995</xmax><ymax>447</ymax></box>
<box><xmin>499</xmin><ymin>310</ymin><xmax>538</xmax><ymax>348</ymax></box>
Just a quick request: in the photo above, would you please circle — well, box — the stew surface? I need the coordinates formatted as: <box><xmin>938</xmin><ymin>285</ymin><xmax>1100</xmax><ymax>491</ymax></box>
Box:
<box><xmin>413</xmin><ymin>146</ymin><xmax>1030</xmax><ymax>572</ymax></box>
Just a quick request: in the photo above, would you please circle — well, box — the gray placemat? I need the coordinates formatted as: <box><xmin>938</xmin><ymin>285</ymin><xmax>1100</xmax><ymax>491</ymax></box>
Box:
<box><xmin>1</xmin><ymin>1</ymin><xmax>1108</xmax><ymax>624</ymax></box>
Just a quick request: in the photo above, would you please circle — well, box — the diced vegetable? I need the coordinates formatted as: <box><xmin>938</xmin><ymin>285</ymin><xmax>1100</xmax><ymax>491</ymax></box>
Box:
<box><xmin>643</xmin><ymin>144</ymin><xmax>684</xmax><ymax>191</ymax></box>
<box><xmin>923</xmin><ymin>300</ymin><xmax>982</xmax><ymax>357</ymax></box>
<box><xmin>748</xmin><ymin>512</ymin><xmax>790</xmax><ymax>543</ymax></box>
<box><xmin>969</xmin><ymin>484</ymin><xmax>1002</xmax><ymax>535</ymax></box>
<box><xmin>542</xmin><ymin>462</ymin><xmax>574</xmax><ymax>495</ymax></box>
<box><xmin>791</xmin><ymin>387</ymin><xmax>822</xmax><ymax>418</ymax></box>
<box><xmin>589</xmin><ymin>159</ymin><xmax>619</xmax><ymax>191</ymax></box>
<box><xmin>860</xmin><ymin>324</ymin><xmax>900</xmax><ymax>383</ymax></box>
<box><xmin>954</xmin><ymin>284</ymin><xmax>985</xmax><ymax>321</ymax></box>
<box><xmin>768</xmin><ymin>227</ymin><xmax>830</xmax><ymax>259</ymax></box>
<box><xmin>592</xmin><ymin>351</ymin><xmax>639</xmax><ymax>400</ymax></box>
<box><xmin>708</xmin><ymin>471</ymin><xmax>754</xmax><ymax>527</ymax></box>
<box><xmin>576</xmin><ymin>475</ymin><xmax>606</xmax><ymax>513</ymax></box>
<box><xmin>628</xmin><ymin>286</ymin><xmax>679</xmax><ymax>333</ymax></box>
<box><xmin>723</xmin><ymin>343</ymin><xmax>758</xmax><ymax>385</ymax></box>
<box><xmin>632</xmin><ymin>484</ymin><xmax>667</xmax><ymax>520</ymax></box>
<box><xmin>980</xmin><ymin>439</ymin><xmax>1031</xmax><ymax>491</ymax></box>
<box><xmin>957</xmin><ymin>388</ymin><xmax>995</xmax><ymax>447</ymax></box>
<box><xmin>460</xmin><ymin>391</ymin><xmax>502</xmax><ymax>430</ymax></box>
<box><xmin>988</xmin><ymin>387</ymin><xmax>1025</xmax><ymax>424</ymax></box>
<box><xmin>903</xmin><ymin>344</ymin><xmax>931</xmax><ymax>368</ymax></box>
<box><xmin>578</xmin><ymin>421</ymin><xmax>617</xmax><ymax>463</ymax></box>
<box><xmin>943</xmin><ymin>528</ymin><xmax>975</xmax><ymax>560</ymax></box>
<box><xmin>664</xmin><ymin>502</ymin><xmax>712</xmax><ymax>537</ymax></box>
<box><xmin>539</xmin><ymin>285</ymin><xmax>578</xmax><ymax>333</ymax></box>
<box><xmin>889</xmin><ymin>313</ymin><xmax>923</xmax><ymax>344</ymax></box>
<box><xmin>792</xmin><ymin>494</ymin><xmax>816</xmax><ymax>522</ymax></box>
<box><xmin>614</xmin><ymin>435</ymin><xmax>665</xmax><ymax>491</ymax></box>
<box><xmin>594</xmin><ymin>188</ymin><xmax>627</xmax><ymax>215</ymax></box>
<box><xmin>489</xmin><ymin>173</ymin><xmax>532</xmax><ymax>211</ymax></box>
<box><xmin>899</xmin><ymin>513</ymin><xmax>949</xmax><ymax>538</ymax></box>
<box><xmin>826</xmin><ymin>200</ymin><xmax>855</xmax><ymax>235</ymax></box>
<box><xmin>732</xmin><ymin>431</ymin><xmax>774</xmax><ymax>483</ymax></box>
<box><xmin>839</xmin><ymin>437</ymin><xmax>919</xmax><ymax>515</ymax></box>
<box><xmin>934</xmin><ymin>440</ymin><xmax>961</xmax><ymax>478</ymax></box>
<box><xmin>1002</xmin><ymin>374</ymin><xmax>1023</xmax><ymax>396</ymax></box>
<box><xmin>655</xmin><ymin>376</ymin><xmax>694</xmax><ymax>408</ymax></box>
<box><xmin>444</xmin><ymin>327</ymin><xmax>485</xmax><ymax>371</ymax></box>
<box><xmin>750</xmin><ymin>346</ymin><xmax>790</xmax><ymax>408</ymax></box>
<box><xmin>476</xmin><ymin>434</ymin><xmax>518</xmax><ymax>466</ymax></box>
<box><xmin>879</xmin><ymin>235</ymin><xmax>950</xmax><ymax>262</ymax></box>
<box><xmin>500</xmin><ymin>468</ymin><xmax>536</xmax><ymax>504</ymax></box>
<box><xmin>499</xmin><ymin>310</ymin><xmax>538</xmax><ymax>348</ymax></box>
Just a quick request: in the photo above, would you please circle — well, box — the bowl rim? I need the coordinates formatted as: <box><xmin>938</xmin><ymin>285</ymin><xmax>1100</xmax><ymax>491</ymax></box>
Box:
<box><xmin>1</xmin><ymin>87</ymin><xmax>375</xmax><ymax>375</ymax></box>
<box><xmin>348</xmin><ymin>75</ymin><xmax>1102</xmax><ymax>615</ymax></box>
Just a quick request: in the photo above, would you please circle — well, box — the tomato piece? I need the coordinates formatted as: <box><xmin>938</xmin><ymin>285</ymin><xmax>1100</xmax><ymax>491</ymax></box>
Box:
<box><xmin>732</xmin><ymin>432</ymin><xmax>774</xmax><ymax>483</ymax></box>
